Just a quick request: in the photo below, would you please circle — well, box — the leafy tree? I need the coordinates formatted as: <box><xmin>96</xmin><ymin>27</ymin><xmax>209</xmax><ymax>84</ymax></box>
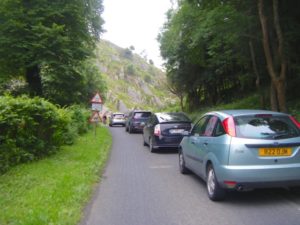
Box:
<box><xmin>0</xmin><ymin>0</ymin><xmax>104</xmax><ymax>98</ymax></box>
<box><xmin>159</xmin><ymin>0</ymin><xmax>300</xmax><ymax>111</ymax></box>
<box><xmin>42</xmin><ymin>59</ymin><xmax>107</xmax><ymax>106</ymax></box>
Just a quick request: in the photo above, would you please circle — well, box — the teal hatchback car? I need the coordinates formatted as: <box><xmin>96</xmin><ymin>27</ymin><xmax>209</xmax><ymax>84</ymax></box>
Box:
<box><xmin>179</xmin><ymin>110</ymin><xmax>300</xmax><ymax>201</ymax></box>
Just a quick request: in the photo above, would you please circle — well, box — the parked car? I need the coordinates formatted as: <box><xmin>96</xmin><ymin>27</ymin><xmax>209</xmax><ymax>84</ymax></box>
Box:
<box><xmin>125</xmin><ymin>110</ymin><xmax>152</xmax><ymax>133</ymax></box>
<box><xmin>143</xmin><ymin>112</ymin><xmax>192</xmax><ymax>152</ymax></box>
<box><xmin>179</xmin><ymin>110</ymin><xmax>300</xmax><ymax>201</ymax></box>
<box><xmin>109</xmin><ymin>112</ymin><xmax>126</xmax><ymax>127</ymax></box>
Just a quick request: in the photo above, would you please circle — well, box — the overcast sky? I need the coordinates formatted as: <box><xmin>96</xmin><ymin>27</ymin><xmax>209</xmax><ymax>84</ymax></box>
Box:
<box><xmin>101</xmin><ymin>0</ymin><xmax>173</xmax><ymax>68</ymax></box>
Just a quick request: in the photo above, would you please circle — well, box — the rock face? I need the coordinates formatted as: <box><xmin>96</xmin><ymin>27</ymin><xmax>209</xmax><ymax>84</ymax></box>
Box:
<box><xmin>95</xmin><ymin>40</ymin><xmax>176</xmax><ymax>113</ymax></box>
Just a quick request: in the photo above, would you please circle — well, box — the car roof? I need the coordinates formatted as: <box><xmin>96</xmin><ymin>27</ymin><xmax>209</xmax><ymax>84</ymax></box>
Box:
<box><xmin>132</xmin><ymin>110</ymin><xmax>151</xmax><ymax>113</ymax></box>
<box><xmin>208</xmin><ymin>109</ymin><xmax>289</xmax><ymax>119</ymax></box>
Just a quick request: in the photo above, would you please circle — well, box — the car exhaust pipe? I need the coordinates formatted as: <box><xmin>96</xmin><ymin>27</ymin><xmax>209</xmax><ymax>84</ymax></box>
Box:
<box><xmin>236</xmin><ymin>185</ymin><xmax>244</xmax><ymax>191</ymax></box>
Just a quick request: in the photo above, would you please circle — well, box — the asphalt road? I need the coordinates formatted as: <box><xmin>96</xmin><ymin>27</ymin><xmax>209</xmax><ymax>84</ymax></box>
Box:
<box><xmin>80</xmin><ymin>126</ymin><xmax>300</xmax><ymax>225</ymax></box>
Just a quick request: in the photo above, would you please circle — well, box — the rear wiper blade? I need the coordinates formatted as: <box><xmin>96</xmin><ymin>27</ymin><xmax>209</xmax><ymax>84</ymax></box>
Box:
<box><xmin>273</xmin><ymin>133</ymin><xmax>293</xmax><ymax>139</ymax></box>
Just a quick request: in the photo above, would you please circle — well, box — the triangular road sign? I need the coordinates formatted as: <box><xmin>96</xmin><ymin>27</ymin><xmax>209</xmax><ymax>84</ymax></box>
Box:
<box><xmin>89</xmin><ymin>111</ymin><xmax>101</xmax><ymax>123</ymax></box>
<box><xmin>91</xmin><ymin>92</ymin><xmax>103</xmax><ymax>104</ymax></box>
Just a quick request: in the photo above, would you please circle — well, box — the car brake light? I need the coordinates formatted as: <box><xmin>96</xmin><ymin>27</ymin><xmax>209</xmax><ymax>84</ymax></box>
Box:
<box><xmin>224</xmin><ymin>181</ymin><xmax>237</xmax><ymax>188</ymax></box>
<box><xmin>289</xmin><ymin>116</ymin><xmax>300</xmax><ymax>129</ymax></box>
<box><xmin>154</xmin><ymin>124</ymin><xmax>161</xmax><ymax>136</ymax></box>
<box><xmin>222</xmin><ymin>116</ymin><xmax>236</xmax><ymax>137</ymax></box>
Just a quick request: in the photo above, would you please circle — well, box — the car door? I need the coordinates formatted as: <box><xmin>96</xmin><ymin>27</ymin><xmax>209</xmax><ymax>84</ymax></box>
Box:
<box><xmin>184</xmin><ymin>115</ymin><xmax>211</xmax><ymax>175</ymax></box>
<box><xmin>191</xmin><ymin>115</ymin><xmax>220</xmax><ymax>178</ymax></box>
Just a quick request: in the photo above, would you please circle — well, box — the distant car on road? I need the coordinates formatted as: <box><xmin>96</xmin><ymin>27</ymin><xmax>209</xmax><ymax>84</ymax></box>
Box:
<box><xmin>109</xmin><ymin>113</ymin><xmax>126</xmax><ymax>127</ymax></box>
<box><xmin>179</xmin><ymin>110</ymin><xmax>300</xmax><ymax>201</ymax></box>
<box><xmin>125</xmin><ymin>110</ymin><xmax>152</xmax><ymax>133</ymax></box>
<box><xmin>143</xmin><ymin>112</ymin><xmax>192</xmax><ymax>152</ymax></box>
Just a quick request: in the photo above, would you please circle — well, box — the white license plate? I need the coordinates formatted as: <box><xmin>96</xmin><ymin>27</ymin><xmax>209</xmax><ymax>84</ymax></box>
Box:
<box><xmin>169</xmin><ymin>129</ymin><xmax>185</xmax><ymax>134</ymax></box>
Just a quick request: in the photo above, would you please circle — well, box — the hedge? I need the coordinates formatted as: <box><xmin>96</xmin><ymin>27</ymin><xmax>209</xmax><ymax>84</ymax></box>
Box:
<box><xmin>0</xmin><ymin>96</ymin><xmax>90</xmax><ymax>173</ymax></box>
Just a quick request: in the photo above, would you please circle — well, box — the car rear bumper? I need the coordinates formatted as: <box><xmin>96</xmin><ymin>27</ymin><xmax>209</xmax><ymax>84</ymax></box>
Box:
<box><xmin>217</xmin><ymin>163</ymin><xmax>300</xmax><ymax>189</ymax></box>
<box><xmin>111</xmin><ymin>122</ymin><xmax>125</xmax><ymax>126</ymax></box>
<box><xmin>152</xmin><ymin>136</ymin><xmax>183</xmax><ymax>149</ymax></box>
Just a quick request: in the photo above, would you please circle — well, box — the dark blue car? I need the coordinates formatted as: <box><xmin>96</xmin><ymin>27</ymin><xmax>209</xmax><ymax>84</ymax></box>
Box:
<box><xmin>143</xmin><ymin>112</ymin><xmax>192</xmax><ymax>152</ymax></box>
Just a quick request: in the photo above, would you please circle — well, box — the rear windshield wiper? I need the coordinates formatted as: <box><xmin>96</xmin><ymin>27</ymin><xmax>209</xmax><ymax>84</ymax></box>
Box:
<box><xmin>272</xmin><ymin>132</ymin><xmax>294</xmax><ymax>139</ymax></box>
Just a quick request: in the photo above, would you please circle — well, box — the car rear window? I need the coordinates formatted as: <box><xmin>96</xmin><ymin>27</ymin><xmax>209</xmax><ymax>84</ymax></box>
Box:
<box><xmin>113</xmin><ymin>114</ymin><xmax>124</xmax><ymax>119</ymax></box>
<box><xmin>234</xmin><ymin>115</ymin><xmax>300</xmax><ymax>139</ymax></box>
<box><xmin>133</xmin><ymin>112</ymin><xmax>151</xmax><ymax>119</ymax></box>
<box><xmin>158</xmin><ymin>113</ymin><xmax>191</xmax><ymax>123</ymax></box>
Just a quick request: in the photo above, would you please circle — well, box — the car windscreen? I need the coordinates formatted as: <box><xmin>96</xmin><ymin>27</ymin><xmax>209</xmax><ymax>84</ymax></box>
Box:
<box><xmin>158</xmin><ymin>113</ymin><xmax>191</xmax><ymax>123</ymax></box>
<box><xmin>133</xmin><ymin>112</ymin><xmax>151</xmax><ymax>119</ymax></box>
<box><xmin>234</xmin><ymin>115</ymin><xmax>300</xmax><ymax>139</ymax></box>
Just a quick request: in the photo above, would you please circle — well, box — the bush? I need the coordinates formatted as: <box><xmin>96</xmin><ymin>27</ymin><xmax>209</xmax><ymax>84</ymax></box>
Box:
<box><xmin>0</xmin><ymin>96</ymin><xmax>90</xmax><ymax>173</ymax></box>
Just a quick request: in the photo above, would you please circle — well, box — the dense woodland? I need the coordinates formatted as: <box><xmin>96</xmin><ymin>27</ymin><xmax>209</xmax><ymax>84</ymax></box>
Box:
<box><xmin>0</xmin><ymin>0</ymin><xmax>106</xmax><ymax>106</ymax></box>
<box><xmin>158</xmin><ymin>0</ymin><xmax>300</xmax><ymax>112</ymax></box>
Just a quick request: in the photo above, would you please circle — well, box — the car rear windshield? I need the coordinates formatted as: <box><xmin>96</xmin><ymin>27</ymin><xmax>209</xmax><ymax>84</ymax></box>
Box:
<box><xmin>133</xmin><ymin>112</ymin><xmax>151</xmax><ymax>119</ymax></box>
<box><xmin>234</xmin><ymin>115</ymin><xmax>300</xmax><ymax>139</ymax></box>
<box><xmin>158</xmin><ymin>113</ymin><xmax>191</xmax><ymax>123</ymax></box>
<box><xmin>113</xmin><ymin>114</ymin><xmax>124</xmax><ymax>119</ymax></box>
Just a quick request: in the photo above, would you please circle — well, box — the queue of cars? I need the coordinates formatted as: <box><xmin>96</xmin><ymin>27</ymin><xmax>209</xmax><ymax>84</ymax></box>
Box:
<box><xmin>110</xmin><ymin>109</ymin><xmax>300</xmax><ymax>201</ymax></box>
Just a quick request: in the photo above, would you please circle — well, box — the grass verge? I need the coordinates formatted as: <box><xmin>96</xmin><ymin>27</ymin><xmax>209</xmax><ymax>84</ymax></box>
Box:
<box><xmin>0</xmin><ymin>125</ymin><xmax>112</xmax><ymax>225</ymax></box>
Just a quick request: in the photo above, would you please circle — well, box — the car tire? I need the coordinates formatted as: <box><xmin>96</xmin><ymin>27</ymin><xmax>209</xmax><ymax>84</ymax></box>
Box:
<box><xmin>178</xmin><ymin>149</ymin><xmax>189</xmax><ymax>174</ymax></box>
<box><xmin>143</xmin><ymin>134</ymin><xmax>147</xmax><ymax>146</ymax></box>
<box><xmin>128</xmin><ymin>125</ymin><xmax>133</xmax><ymax>134</ymax></box>
<box><xmin>206</xmin><ymin>164</ymin><xmax>226</xmax><ymax>201</ymax></box>
<box><xmin>149</xmin><ymin>138</ymin><xmax>155</xmax><ymax>153</ymax></box>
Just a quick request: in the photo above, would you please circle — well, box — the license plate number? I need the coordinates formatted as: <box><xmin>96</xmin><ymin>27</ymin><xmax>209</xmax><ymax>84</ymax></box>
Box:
<box><xmin>259</xmin><ymin>148</ymin><xmax>292</xmax><ymax>156</ymax></box>
<box><xmin>170</xmin><ymin>129</ymin><xmax>185</xmax><ymax>134</ymax></box>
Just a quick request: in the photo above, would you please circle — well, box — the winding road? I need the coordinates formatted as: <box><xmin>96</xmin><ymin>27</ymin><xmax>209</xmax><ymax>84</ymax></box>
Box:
<box><xmin>80</xmin><ymin>126</ymin><xmax>300</xmax><ymax>225</ymax></box>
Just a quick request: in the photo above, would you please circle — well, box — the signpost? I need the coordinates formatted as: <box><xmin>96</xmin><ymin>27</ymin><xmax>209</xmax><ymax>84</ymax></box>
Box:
<box><xmin>89</xmin><ymin>92</ymin><xmax>103</xmax><ymax>136</ymax></box>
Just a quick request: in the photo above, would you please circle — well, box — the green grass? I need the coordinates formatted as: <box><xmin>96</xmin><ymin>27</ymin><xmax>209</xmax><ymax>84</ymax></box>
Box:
<box><xmin>0</xmin><ymin>126</ymin><xmax>112</xmax><ymax>225</ymax></box>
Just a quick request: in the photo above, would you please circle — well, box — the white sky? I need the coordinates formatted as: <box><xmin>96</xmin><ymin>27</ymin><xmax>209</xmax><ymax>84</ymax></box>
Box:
<box><xmin>101</xmin><ymin>0</ymin><xmax>173</xmax><ymax>68</ymax></box>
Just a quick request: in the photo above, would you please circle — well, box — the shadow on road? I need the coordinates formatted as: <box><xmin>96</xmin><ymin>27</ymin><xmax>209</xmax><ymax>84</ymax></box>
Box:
<box><xmin>187</xmin><ymin>172</ymin><xmax>300</xmax><ymax>206</ymax></box>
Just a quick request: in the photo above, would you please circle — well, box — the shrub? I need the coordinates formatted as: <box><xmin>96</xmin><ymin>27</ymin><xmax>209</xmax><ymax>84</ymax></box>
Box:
<box><xmin>0</xmin><ymin>96</ymin><xmax>87</xmax><ymax>173</ymax></box>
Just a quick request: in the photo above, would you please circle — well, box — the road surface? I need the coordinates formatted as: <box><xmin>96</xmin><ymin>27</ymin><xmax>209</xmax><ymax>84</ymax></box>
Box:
<box><xmin>80</xmin><ymin>126</ymin><xmax>300</xmax><ymax>225</ymax></box>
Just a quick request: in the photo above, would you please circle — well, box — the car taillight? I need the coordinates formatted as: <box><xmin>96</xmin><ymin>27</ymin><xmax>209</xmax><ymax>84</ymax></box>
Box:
<box><xmin>289</xmin><ymin>116</ymin><xmax>300</xmax><ymax>129</ymax></box>
<box><xmin>154</xmin><ymin>124</ymin><xmax>161</xmax><ymax>136</ymax></box>
<box><xmin>222</xmin><ymin>116</ymin><xmax>236</xmax><ymax>137</ymax></box>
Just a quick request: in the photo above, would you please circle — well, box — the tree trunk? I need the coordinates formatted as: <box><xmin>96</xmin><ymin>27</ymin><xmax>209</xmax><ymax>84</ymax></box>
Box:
<box><xmin>258</xmin><ymin>0</ymin><xmax>287</xmax><ymax>112</ymax></box>
<box><xmin>270</xmin><ymin>81</ymin><xmax>278</xmax><ymax>111</ymax></box>
<box><xmin>25</xmin><ymin>65</ymin><xmax>43</xmax><ymax>97</ymax></box>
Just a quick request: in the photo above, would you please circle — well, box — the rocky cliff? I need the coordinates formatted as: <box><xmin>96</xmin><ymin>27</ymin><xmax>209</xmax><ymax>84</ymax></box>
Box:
<box><xmin>95</xmin><ymin>40</ymin><xmax>175</xmax><ymax>113</ymax></box>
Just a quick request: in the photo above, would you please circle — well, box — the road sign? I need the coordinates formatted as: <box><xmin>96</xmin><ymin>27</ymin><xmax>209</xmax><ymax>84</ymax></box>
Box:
<box><xmin>89</xmin><ymin>111</ymin><xmax>101</xmax><ymax>123</ymax></box>
<box><xmin>91</xmin><ymin>92</ymin><xmax>103</xmax><ymax>104</ymax></box>
<box><xmin>92</xmin><ymin>103</ymin><xmax>102</xmax><ymax>111</ymax></box>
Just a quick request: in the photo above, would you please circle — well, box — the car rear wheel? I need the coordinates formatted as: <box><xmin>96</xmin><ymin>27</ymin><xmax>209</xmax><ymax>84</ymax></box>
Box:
<box><xmin>149</xmin><ymin>138</ymin><xmax>155</xmax><ymax>153</ymax></box>
<box><xmin>179</xmin><ymin>149</ymin><xmax>189</xmax><ymax>174</ymax></box>
<box><xmin>128</xmin><ymin>125</ymin><xmax>133</xmax><ymax>134</ymax></box>
<box><xmin>143</xmin><ymin>135</ymin><xmax>147</xmax><ymax>146</ymax></box>
<box><xmin>206</xmin><ymin>164</ymin><xmax>225</xmax><ymax>201</ymax></box>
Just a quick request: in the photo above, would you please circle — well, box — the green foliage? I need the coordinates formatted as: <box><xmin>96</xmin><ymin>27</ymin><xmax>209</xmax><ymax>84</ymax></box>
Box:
<box><xmin>0</xmin><ymin>0</ymin><xmax>104</xmax><ymax>99</ymax></box>
<box><xmin>126</xmin><ymin>64</ymin><xmax>136</xmax><ymax>76</ymax></box>
<box><xmin>159</xmin><ymin>0</ymin><xmax>300</xmax><ymax>111</ymax></box>
<box><xmin>123</xmin><ymin>48</ymin><xmax>134</xmax><ymax>60</ymax></box>
<box><xmin>42</xmin><ymin>59</ymin><xmax>107</xmax><ymax>106</ymax></box>
<box><xmin>0</xmin><ymin>96</ymin><xmax>91</xmax><ymax>173</ymax></box>
<box><xmin>0</xmin><ymin>126</ymin><xmax>111</xmax><ymax>225</ymax></box>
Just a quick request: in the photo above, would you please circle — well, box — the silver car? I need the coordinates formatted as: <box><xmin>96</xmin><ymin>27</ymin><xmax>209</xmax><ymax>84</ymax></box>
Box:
<box><xmin>109</xmin><ymin>113</ymin><xmax>126</xmax><ymax>127</ymax></box>
<box><xmin>179</xmin><ymin>110</ymin><xmax>300</xmax><ymax>201</ymax></box>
